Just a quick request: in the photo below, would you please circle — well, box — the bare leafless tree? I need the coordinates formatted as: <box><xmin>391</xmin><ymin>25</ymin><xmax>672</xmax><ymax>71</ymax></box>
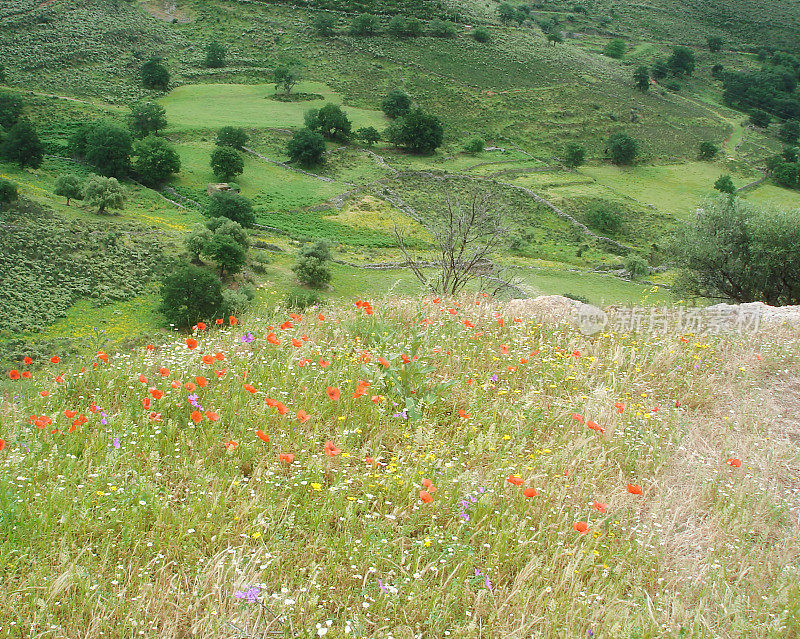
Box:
<box><xmin>394</xmin><ymin>191</ymin><xmax>519</xmax><ymax>297</ymax></box>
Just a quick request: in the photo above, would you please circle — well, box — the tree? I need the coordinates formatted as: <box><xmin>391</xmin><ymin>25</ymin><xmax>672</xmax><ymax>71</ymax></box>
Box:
<box><xmin>707</xmin><ymin>36</ymin><xmax>723</xmax><ymax>52</ymax></box>
<box><xmin>83</xmin><ymin>175</ymin><xmax>126</xmax><ymax>214</ymax></box>
<box><xmin>313</xmin><ymin>13</ymin><xmax>336</xmax><ymax>36</ymax></box>
<box><xmin>463</xmin><ymin>137</ymin><xmax>485</xmax><ymax>155</ymax></box>
<box><xmin>292</xmin><ymin>240</ymin><xmax>332</xmax><ymax>288</ymax></box>
<box><xmin>381</xmin><ymin>89</ymin><xmax>412</xmax><ymax>119</ymax></box>
<box><xmin>749</xmin><ymin>109</ymin><xmax>771</xmax><ymax>128</ymax></box>
<box><xmin>624</xmin><ymin>254</ymin><xmax>649</xmax><ymax>280</ymax></box>
<box><xmin>387</xmin><ymin>16</ymin><xmax>422</xmax><ymax>38</ymax></box>
<box><xmin>698</xmin><ymin>140</ymin><xmax>719</xmax><ymax>160</ymax></box>
<box><xmin>395</xmin><ymin>192</ymin><xmax>515</xmax><ymax>296</ymax></box>
<box><xmin>54</xmin><ymin>174</ymin><xmax>83</xmax><ymax>205</ymax></box>
<box><xmin>651</xmin><ymin>59</ymin><xmax>669</xmax><ymax>80</ymax></box>
<box><xmin>273</xmin><ymin>65</ymin><xmax>302</xmax><ymax>94</ymax></box>
<box><xmin>210</xmin><ymin>146</ymin><xmax>244</xmax><ymax>181</ymax></box>
<box><xmin>207</xmin><ymin>191</ymin><xmax>254</xmax><ymax>227</ymax></box>
<box><xmin>429</xmin><ymin>19</ymin><xmax>456</xmax><ymax>37</ymax></box>
<box><xmin>714</xmin><ymin>174</ymin><xmax>736</xmax><ymax>194</ymax></box>
<box><xmin>670</xmin><ymin>196</ymin><xmax>800</xmax><ymax>305</ymax></box>
<box><xmin>216</xmin><ymin>126</ymin><xmax>248</xmax><ymax>149</ymax></box>
<box><xmin>606</xmin><ymin>132</ymin><xmax>638</xmax><ymax>165</ymax></box>
<box><xmin>207</xmin><ymin>217</ymin><xmax>250</xmax><ymax>248</ymax></box>
<box><xmin>159</xmin><ymin>264</ymin><xmax>223</xmax><ymax>328</ymax></box>
<box><xmin>563</xmin><ymin>143</ymin><xmax>586</xmax><ymax>168</ymax></box>
<box><xmin>634</xmin><ymin>66</ymin><xmax>650</xmax><ymax>92</ymax></box>
<box><xmin>132</xmin><ymin>135</ymin><xmax>181</xmax><ymax>186</ymax></box>
<box><xmin>0</xmin><ymin>119</ymin><xmax>43</xmax><ymax>168</ymax></box>
<box><xmin>604</xmin><ymin>39</ymin><xmax>626</xmax><ymax>59</ymax></box>
<box><xmin>386</xmin><ymin>107</ymin><xmax>444</xmax><ymax>155</ymax></box>
<box><xmin>773</xmin><ymin>162</ymin><xmax>800</xmax><ymax>189</ymax></box>
<box><xmin>204</xmin><ymin>41</ymin><xmax>227</xmax><ymax>68</ymax></box>
<box><xmin>287</xmin><ymin>128</ymin><xmax>326</xmax><ymax>167</ymax></box>
<box><xmin>204</xmin><ymin>233</ymin><xmax>246</xmax><ymax>276</ymax></box>
<box><xmin>0</xmin><ymin>92</ymin><xmax>23</xmax><ymax>130</ymax></box>
<box><xmin>83</xmin><ymin>120</ymin><xmax>132</xmax><ymax>177</ymax></box>
<box><xmin>498</xmin><ymin>2</ymin><xmax>516</xmax><ymax>23</ymax></box>
<box><xmin>779</xmin><ymin>121</ymin><xmax>800</xmax><ymax>144</ymax></box>
<box><xmin>350</xmin><ymin>14</ymin><xmax>378</xmax><ymax>36</ymax></box>
<box><xmin>185</xmin><ymin>224</ymin><xmax>213</xmax><ymax>262</ymax></box>
<box><xmin>0</xmin><ymin>178</ymin><xmax>17</xmax><ymax>211</ymax></box>
<box><xmin>472</xmin><ymin>27</ymin><xmax>490</xmax><ymax>43</ymax></box>
<box><xmin>128</xmin><ymin>101</ymin><xmax>167</xmax><ymax>138</ymax></box>
<box><xmin>356</xmin><ymin>126</ymin><xmax>380</xmax><ymax>146</ymax></box>
<box><xmin>305</xmin><ymin>104</ymin><xmax>351</xmax><ymax>140</ymax></box>
<box><xmin>667</xmin><ymin>46</ymin><xmax>695</xmax><ymax>76</ymax></box>
<box><xmin>141</xmin><ymin>58</ymin><xmax>170</xmax><ymax>91</ymax></box>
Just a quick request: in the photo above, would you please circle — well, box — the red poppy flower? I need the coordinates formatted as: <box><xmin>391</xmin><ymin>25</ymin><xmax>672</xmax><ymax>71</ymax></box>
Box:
<box><xmin>572</xmin><ymin>413</ymin><xmax>584</xmax><ymax>424</ymax></box>
<box><xmin>324</xmin><ymin>440</ymin><xmax>341</xmax><ymax>456</ymax></box>
<box><xmin>23</xmin><ymin>357</ymin><xmax>32</xmax><ymax>365</ymax></box>
<box><xmin>422</xmin><ymin>478</ymin><xmax>437</xmax><ymax>493</ymax></box>
<box><xmin>214</xmin><ymin>352</ymin><xmax>225</xmax><ymax>361</ymax></box>
<box><xmin>507</xmin><ymin>475</ymin><xmax>524</xmax><ymax>487</ymax></box>
<box><xmin>142</xmin><ymin>397</ymin><xmax>151</xmax><ymax>409</ymax></box>
<box><xmin>149</xmin><ymin>388</ymin><xmax>163</xmax><ymax>400</ymax></box>
<box><xmin>97</xmin><ymin>352</ymin><xmax>108</xmax><ymax>362</ymax></box>
<box><xmin>138</xmin><ymin>374</ymin><xmax>148</xmax><ymax>384</ymax></box>
<box><xmin>195</xmin><ymin>376</ymin><xmax>207</xmax><ymax>388</ymax></box>
<box><xmin>190</xmin><ymin>410</ymin><xmax>202</xmax><ymax>424</ymax></box>
<box><xmin>267</xmin><ymin>333</ymin><xmax>280</xmax><ymax>345</ymax></box>
<box><xmin>202</xmin><ymin>355</ymin><xmax>214</xmax><ymax>365</ymax></box>
<box><xmin>8</xmin><ymin>370</ymin><xmax>20</xmax><ymax>380</ymax></box>
<box><xmin>726</xmin><ymin>458</ymin><xmax>742</xmax><ymax>468</ymax></box>
<box><xmin>0</xmin><ymin>439</ymin><xmax>5</xmax><ymax>452</ymax></box>
<box><xmin>587</xmin><ymin>421</ymin><xmax>605</xmax><ymax>433</ymax></box>
<box><xmin>279</xmin><ymin>453</ymin><xmax>295</xmax><ymax>464</ymax></box>
<box><xmin>206</xmin><ymin>411</ymin><xmax>219</xmax><ymax>422</ymax></box>
<box><xmin>50</xmin><ymin>356</ymin><xmax>60</xmax><ymax>364</ymax></box>
<box><xmin>216</xmin><ymin>318</ymin><xmax>224</xmax><ymax>325</ymax></box>
<box><xmin>21</xmin><ymin>371</ymin><xmax>31</xmax><ymax>379</ymax></box>
<box><xmin>224</xmin><ymin>440</ymin><xmax>238</xmax><ymax>450</ymax></box>
<box><xmin>186</xmin><ymin>338</ymin><xmax>198</xmax><ymax>350</ymax></box>
<box><xmin>419</xmin><ymin>490</ymin><xmax>434</xmax><ymax>504</ymax></box>
<box><xmin>573</xmin><ymin>521</ymin><xmax>589</xmax><ymax>534</ymax></box>
<box><xmin>244</xmin><ymin>384</ymin><xmax>257</xmax><ymax>394</ymax></box>
<box><xmin>256</xmin><ymin>430</ymin><xmax>270</xmax><ymax>443</ymax></box>
<box><xmin>592</xmin><ymin>501</ymin><xmax>608</xmax><ymax>513</ymax></box>
<box><xmin>614</xmin><ymin>402</ymin><xmax>625</xmax><ymax>413</ymax></box>
<box><xmin>326</xmin><ymin>387</ymin><xmax>340</xmax><ymax>402</ymax></box>
<box><xmin>458</xmin><ymin>409</ymin><xmax>470</xmax><ymax>419</ymax></box>
<box><xmin>159</xmin><ymin>367</ymin><xmax>170</xmax><ymax>377</ymax></box>
<box><xmin>229</xmin><ymin>315</ymin><xmax>237</xmax><ymax>326</ymax></box>
<box><xmin>297</xmin><ymin>410</ymin><xmax>310</xmax><ymax>423</ymax></box>
<box><xmin>523</xmin><ymin>487</ymin><xmax>538</xmax><ymax>498</ymax></box>
<box><xmin>626</xmin><ymin>484</ymin><xmax>643</xmax><ymax>495</ymax></box>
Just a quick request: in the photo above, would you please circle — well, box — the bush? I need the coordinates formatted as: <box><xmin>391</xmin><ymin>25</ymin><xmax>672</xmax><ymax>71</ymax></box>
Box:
<box><xmin>698</xmin><ymin>141</ymin><xmax>719</xmax><ymax>160</ymax></box>
<box><xmin>184</xmin><ymin>224</ymin><xmax>213</xmax><ymax>261</ymax></box>
<box><xmin>159</xmin><ymin>264</ymin><xmax>223</xmax><ymax>327</ymax></box>
<box><xmin>141</xmin><ymin>58</ymin><xmax>170</xmax><ymax>91</ymax></box>
<box><xmin>132</xmin><ymin>136</ymin><xmax>181</xmax><ymax>186</ymax></box>
<box><xmin>80</xmin><ymin>120</ymin><xmax>132</xmax><ymax>178</ymax></box>
<box><xmin>207</xmin><ymin>218</ymin><xmax>250</xmax><ymax>248</ymax></box>
<box><xmin>305</xmin><ymin>104</ymin><xmax>351</xmax><ymax>140</ymax></box>
<box><xmin>287</xmin><ymin>128</ymin><xmax>326</xmax><ymax>167</ymax></box>
<box><xmin>624</xmin><ymin>254</ymin><xmax>649</xmax><ymax>280</ymax></box>
<box><xmin>381</xmin><ymin>89</ymin><xmax>412</xmax><ymax>119</ymax></box>
<box><xmin>585</xmin><ymin>202</ymin><xmax>622</xmax><ymax>233</ymax></box>
<box><xmin>216</xmin><ymin>126</ymin><xmax>249</xmax><ymax>149</ymax></box>
<box><xmin>386</xmin><ymin>107</ymin><xmax>444</xmax><ymax>155</ymax></box>
<box><xmin>563</xmin><ymin>143</ymin><xmax>586</xmax><ymax>168</ymax></box>
<box><xmin>634</xmin><ymin>66</ymin><xmax>650</xmax><ymax>92</ymax></box>
<box><xmin>778</xmin><ymin>121</ymin><xmax>800</xmax><ymax>144</ymax></box>
<box><xmin>713</xmin><ymin>174</ymin><xmax>736</xmax><ymax>194</ymax></box>
<box><xmin>707</xmin><ymin>36</ymin><xmax>723</xmax><ymax>52</ymax></box>
<box><xmin>0</xmin><ymin>92</ymin><xmax>23</xmax><ymax>130</ymax></box>
<box><xmin>313</xmin><ymin>13</ymin><xmax>336</xmax><ymax>36</ymax></box>
<box><xmin>429</xmin><ymin>19</ymin><xmax>456</xmax><ymax>37</ymax></box>
<box><xmin>472</xmin><ymin>26</ymin><xmax>490</xmax><ymax>42</ymax></box>
<box><xmin>207</xmin><ymin>191</ymin><xmax>255</xmax><ymax>227</ymax></box>
<box><xmin>210</xmin><ymin>146</ymin><xmax>244</xmax><ymax>181</ymax></box>
<box><xmin>356</xmin><ymin>126</ymin><xmax>381</xmax><ymax>146</ymax></box>
<box><xmin>388</xmin><ymin>16</ymin><xmax>423</xmax><ymax>38</ymax></box>
<box><xmin>54</xmin><ymin>174</ymin><xmax>83</xmax><ymax>205</ymax></box>
<box><xmin>606</xmin><ymin>132</ymin><xmax>638</xmax><ymax>165</ymax></box>
<box><xmin>285</xmin><ymin>288</ymin><xmax>322</xmax><ymax>310</ymax></box>
<box><xmin>667</xmin><ymin>46</ymin><xmax>695</xmax><ymax>76</ymax></box>
<box><xmin>83</xmin><ymin>175</ymin><xmax>126</xmax><ymax>215</ymax></box>
<box><xmin>350</xmin><ymin>14</ymin><xmax>379</xmax><ymax>36</ymax></box>
<box><xmin>0</xmin><ymin>119</ymin><xmax>43</xmax><ymax>169</ymax></box>
<box><xmin>292</xmin><ymin>240</ymin><xmax>332</xmax><ymax>288</ymax></box>
<box><xmin>221</xmin><ymin>288</ymin><xmax>251</xmax><ymax>317</ymax></box>
<box><xmin>128</xmin><ymin>101</ymin><xmax>167</xmax><ymax>138</ymax></box>
<box><xmin>604</xmin><ymin>39</ymin><xmax>626</xmax><ymax>59</ymax></box>
<box><xmin>204</xmin><ymin>41</ymin><xmax>227</xmax><ymax>68</ymax></box>
<box><xmin>273</xmin><ymin>65</ymin><xmax>302</xmax><ymax>94</ymax></box>
<box><xmin>0</xmin><ymin>178</ymin><xmax>17</xmax><ymax>211</ymax></box>
<box><xmin>462</xmin><ymin>137</ymin><xmax>485</xmax><ymax>155</ymax></box>
<box><xmin>651</xmin><ymin>59</ymin><xmax>669</xmax><ymax>80</ymax></box>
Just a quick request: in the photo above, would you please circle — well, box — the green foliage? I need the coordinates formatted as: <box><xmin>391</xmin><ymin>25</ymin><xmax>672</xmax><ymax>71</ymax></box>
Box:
<box><xmin>76</xmin><ymin>120</ymin><xmax>132</xmax><ymax>178</ymax></box>
<box><xmin>651</xmin><ymin>59</ymin><xmax>669</xmax><ymax>80</ymax></box>
<box><xmin>386</xmin><ymin>107</ymin><xmax>444</xmax><ymax>155</ymax></box>
<box><xmin>132</xmin><ymin>135</ymin><xmax>181</xmax><ymax>186</ymax></box>
<box><xmin>0</xmin><ymin>178</ymin><xmax>17</xmax><ymax>211</ymax></box>
<box><xmin>772</xmin><ymin>162</ymin><xmax>800</xmax><ymax>189</ymax></box>
<box><xmin>355</xmin><ymin>126</ymin><xmax>381</xmax><ymax>146</ymax></box>
<box><xmin>305</xmin><ymin>104</ymin><xmax>351</xmax><ymax>140</ymax></box>
<box><xmin>220</xmin><ymin>287</ymin><xmax>252</xmax><ymax>317</ymax></box>
<box><xmin>0</xmin><ymin>119</ymin><xmax>44</xmax><ymax>169</ymax></box>
<box><xmin>670</xmin><ymin>196</ymin><xmax>800</xmax><ymax>305</ymax></box>
<box><xmin>207</xmin><ymin>191</ymin><xmax>255</xmax><ymax>227</ymax></box>
<box><xmin>292</xmin><ymin>240</ymin><xmax>332</xmax><ymax>288</ymax></box>
<box><xmin>606</xmin><ymin>132</ymin><xmax>638</xmax><ymax>165</ymax></box>
<box><xmin>0</xmin><ymin>63</ymin><xmax>5</xmax><ymax>83</ymax></box>
<box><xmin>498</xmin><ymin>3</ymin><xmax>516</xmax><ymax>23</ymax></box>
<box><xmin>471</xmin><ymin>27</ymin><xmax>490</xmax><ymax>43</ymax></box>
<box><xmin>381</xmin><ymin>89</ymin><xmax>412</xmax><ymax>119</ymax></box>
<box><xmin>141</xmin><ymin>57</ymin><xmax>170</xmax><ymax>91</ymax></box>
<box><xmin>462</xmin><ymin>137</ymin><xmax>485</xmax><ymax>155</ymax></box>
<box><xmin>159</xmin><ymin>264</ymin><xmax>222</xmax><ymax>328</ymax></box>
<box><xmin>128</xmin><ymin>101</ymin><xmax>167</xmax><ymax>138</ymax></box>
<box><xmin>723</xmin><ymin>67</ymin><xmax>800</xmax><ymax>120</ymax></box>
<box><xmin>313</xmin><ymin>13</ymin><xmax>336</xmax><ymax>36</ymax></box>
<box><xmin>779</xmin><ymin>121</ymin><xmax>800</xmax><ymax>144</ymax></box>
<box><xmin>216</xmin><ymin>126</ymin><xmax>248</xmax><ymax>150</ymax></box>
<box><xmin>204</xmin><ymin>233</ymin><xmax>246</xmax><ymax>276</ymax></box>
<box><xmin>428</xmin><ymin>19</ymin><xmax>456</xmax><ymax>37</ymax></box>
<box><xmin>273</xmin><ymin>65</ymin><xmax>302</xmax><ymax>94</ymax></box>
<box><xmin>748</xmin><ymin>109</ymin><xmax>771</xmax><ymax>128</ymax></box>
<box><xmin>624</xmin><ymin>254</ymin><xmax>649</xmax><ymax>280</ymax></box>
<box><xmin>206</xmin><ymin>217</ymin><xmax>250</xmax><ymax>248</ymax></box>
<box><xmin>585</xmin><ymin>201</ymin><xmax>622</xmax><ymax>233</ymax></box>
<box><xmin>667</xmin><ymin>46</ymin><xmax>695</xmax><ymax>76</ymax></box>
<box><xmin>210</xmin><ymin>146</ymin><xmax>244</xmax><ymax>181</ymax></box>
<box><xmin>387</xmin><ymin>16</ymin><xmax>423</xmax><ymax>38</ymax></box>
<box><xmin>54</xmin><ymin>173</ymin><xmax>83</xmax><ymax>205</ymax></box>
<box><xmin>287</xmin><ymin>127</ymin><xmax>326</xmax><ymax>167</ymax></box>
<box><xmin>563</xmin><ymin>143</ymin><xmax>586</xmax><ymax>168</ymax></box>
<box><xmin>350</xmin><ymin>14</ymin><xmax>379</xmax><ymax>36</ymax></box>
<box><xmin>713</xmin><ymin>174</ymin><xmax>736</xmax><ymax>194</ymax></box>
<box><xmin>604</xmin><ymin>39</ymin><xmax>626</xmax><ymax>59</ymax></box>
<box><xmin>83</xmin><ymin>174</ymin><xmax>126</xmax><ymax>214</ymax></box>
<box><xmin>707</xmin><ymin>35</ymin><xmax>723</xmax><ymax>52</ymax></box>
<box><xmin>285</xmin><ymin>288</ymin><xmax>322</xmax><ymax>310</ymax></box>
<box><xmin>204</xmin><ymin>41</ymin><xmax>227</xmax><ymax>68</ymax></box>
<box><xmin>184</xmin><ymin>224</ymin><xmax>213</xmax><ymax>261</ymax></box>
<box><xmin>0</xmin><ymin>91</ymin><xmax>23</xmax><ymax>130</ymax></box>
<box><xmin>634</xmin><ymin>66</ymin><xmax>650</xmax><ymax>92</ymax></box>
<box><xmin>698</xmin><ymin>140</ymin><xmax>719</xmax><ymax>160</ymax></box>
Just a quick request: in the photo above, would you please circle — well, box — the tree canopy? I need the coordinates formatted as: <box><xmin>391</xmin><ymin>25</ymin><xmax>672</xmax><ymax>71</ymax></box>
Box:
<box><xmin>386</xmin><ymin>108</ymin><xmax>444</xmax><ymax>155</ymax></box>
<box><xmin>287</xmin><ymin>128</ymin><xmax>326</xmax><ymax>167</ymax></box>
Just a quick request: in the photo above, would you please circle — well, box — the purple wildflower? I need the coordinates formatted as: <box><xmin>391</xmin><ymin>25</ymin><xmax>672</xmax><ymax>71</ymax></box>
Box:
<box><xmin>234</xmin><ymin>586</ymin><xmax>261</xmax><ymax>603</ymax></box>
<box><xmin>112</xmin><ymin>437</ymin><xmax>120</xmax><ymax>449</ymax></box>
<box><xmin>240</xmin><ymin>333</ymin><xmax>254</xmax><ymax>344</ymax></box>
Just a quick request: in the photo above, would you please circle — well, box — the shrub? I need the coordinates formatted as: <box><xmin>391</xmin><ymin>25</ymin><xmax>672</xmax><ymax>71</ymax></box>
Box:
<box><xmin>216</xmin><ymin>126</ymin><xmax>248</xmax><ymax>149</ymax></box>
<box><xmin>204</xmin><ymin>41</ymin><xmax>227</xmax><ymax>68</ymax></box>
<box><xmin>285</xmin><ymin>288</ymin><xmax>321</xmax><ymax>310</ymax></box>
<box><xmin>472</xmin><ymin>26</ymin><xmax>490</xmax><ymax>43</ymax></box>
<box><xmin>184</xmin><ymin>224</ymin><xmax>213</xmax><ymax>261</ymax></box>
<box><xmin>132</xmin><ymin>135</ymin><xmax>181</xmax><ymax>186</ymax></box>
<box><xmin>563</xmin><ymin>143</ymin><xmax>586</xmax><ymax>168</ymax></box>
<box><xmin>713</xmin><ymin>174</ymin><xmax>736</xmax><ymax>194</ymax></box>
<box><xmin>54</xmin><ymin>174</ymin><xmax>83</xmax><ymax>205</ymax></box>
<box><xmin>698</xmin><ymin>141</ymin><xmax>719</xmax><ymax>160</ymax></box>
<box><xmin>287</xmin><ymin>128</ymin><xmax>326</xmax><ymax>167</ymax></box>
<box><xmin>585</xmin><ymin>202</ymin><xmax>622</xmax><ymax>233</ymax></box>
<box><xmin>651</xmin><ymin>59</ymin><xmax>669</xmax><ymax>79</ymax></box>
<box><xmin>0</xmin><ymin>119</ymin><xmax>43</xmax><ymax>169</ymax></box>
<box><xmin>221</xmin><ymin>288</ymin><xmax>252</xmax><ymax>317</ymax></box>
<box><xmin>83</xmin><ymin>175</ymin><xmax>126</xmax><ymax>215</ymax></box>
<box><xmin>206</xmin><ymin>218</ymin><xmax>250</xmax><ymax>248</ymax></box>
<box><xmin>273</xmin><ymin>66</ymin><xmax>302</xmax><ymax>94</ymax></box>
<box><xmin>82</xmin><ymin>120</ymin><xmax>132</xmax><ymax>177</ymax></box>
<box><xmin>313</xmin><ymin>13</ymin><xmax>336</xmax><ymax>36</ymax></box>
<box><xmin>667</xmin><ymin>46</ymin><xmax>695</xmax><ymax>76</ymax></box>
<box><xmin>429</xmin><ymin>19</ymin><xmax>456</xmax><ymax>37</ymax></box>
<box><xmin>388</xmin><ymin>16</ymin><xmax>423</xmax><ymax>38</ymax></box>
<box><xmin>350</xmin><ymin>14</ymin><xmax>379</xmax><ymax>36</ymax></box>
<box><xmin>749</xmin><ymin>109</ymin><xmax>771</xmax><ymax>128</ymax></box>
<box><xmin>159</xmin><ymin>264</ymin><xmax>223</xmax><ymax>327</ymax></box>
<box><xmin>604</xmin><ymin>39</ymin><xmax>626</xmax><ymax>59</ymax></box>
<box><xmin>292</xmin><ymin>240</ymin><xmax>332</xmax><ymax>288</ymax></box>
<box><xmin>386</xmin><ymin>107</ymin><xmax>444</xmax><ymax>155</ymax></box>
<box><xmin>356</xmin><ymin>126</ymin><xmax>381</xmax><ymax>146</ymax></box>
<box><xmin>633</xmin><ymin>66</ymin><xmax>650</xmax><ymax>92</ymax></box>
<box><xmin>624</xmin><ymin>254</ymin><xmax>649</xmax><ymax>280</ymax></box>
<box><xmin>128</xmin><ymin>101</ymin><xmax>167</xmax><ymax>138</ymax></box>
<box><xmin>210</xmin><ymin>146</ymin><xmax>244</xmax><ymax>181</ymax></box>
<box><xmin>381</xmin><ymin>89</ymin><xmax>412</xmax><ymax>119</ymax></box>
<box><xmin>141</xmin><ymin>58</ymin><xmax>170</xmax><ymax>91</ymax></box>
<box><xmin>207</xmin><ymin>191</ymin><xmax>255</xmax><ymax>227</ymax></box>
<box><xmin>707</xmin><ymin>36</ymin><xmax>723</xmax><ymax>52</ymax></box>
<box><xmin>778</xmin><ymin>121</ymin><xmax>800</xmax><ymax>144</ymax></box>
<box><xmin>606</xmin><ymin>132</ymin><xmax>638</xmax><ymax>165</ymax></box>
<box><xmin>0</xmin><ymin>178</ymin><xmax>17</xmax><ymax>211</ymax></box>
<box><xmin>462</xmin><ymin>137</ymin><xmax>485</xmax><ymax>155</ymax></box>
<box><xmin>0</xmin><ymin>92</ymin><xmax>23</xmax><ymax>130</ymax></box>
